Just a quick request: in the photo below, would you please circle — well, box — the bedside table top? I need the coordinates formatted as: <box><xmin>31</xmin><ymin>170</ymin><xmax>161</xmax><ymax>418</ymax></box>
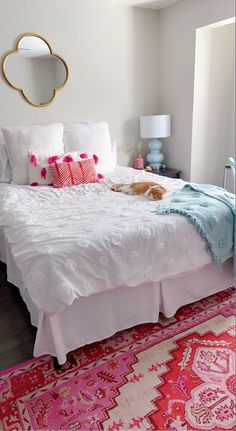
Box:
<box><xmin>150</xmin><ymin>168</ymin><xmax>182</xmax><ymax>178</ymax></box>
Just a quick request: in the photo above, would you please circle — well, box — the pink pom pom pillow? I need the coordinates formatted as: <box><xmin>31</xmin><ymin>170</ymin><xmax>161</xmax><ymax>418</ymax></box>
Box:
<box><xmin>28</xmin><ymin>150</ymin><xmax>102</xmax><ymax>186</ymax></box>
<box><xmin>50</xmin><ymin>159</ymin><xmax>99</xmax><ymax>188</ymax></box>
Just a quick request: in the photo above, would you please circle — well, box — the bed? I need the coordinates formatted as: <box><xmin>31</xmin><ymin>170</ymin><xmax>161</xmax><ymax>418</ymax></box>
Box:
<box><xmin>0</xmin><ymin>165</ymin><xmax>233</xmax><ymax>365</ymax></box>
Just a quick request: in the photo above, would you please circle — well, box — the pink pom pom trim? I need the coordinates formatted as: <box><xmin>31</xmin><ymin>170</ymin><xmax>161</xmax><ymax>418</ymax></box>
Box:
<box><xmin>41</xmin><ymin>168</ymin><xmax>47</xmax><ymax>179</ymax></box>
<box><xmin>63</xmin><ymin>155</ymin><xmax>74</xmax><ymax>163</ymax></box>
<box><xmin>80</xmin><ymin>152</ymin><xmax>88</xmax><ymax>159</ymax></box>
<box><xmin>30</xmin><ymin>154</ymin><xmax>37</xmax><ymax>167</ymax></box>
<box><xmin>48</xmin><ymin>155</ymin><xmax>59</xmax><ymax>164</ymax></box>
<box><xmin>93</xmin><ymin>154</ymin><xmax>99</xmax><ymax>165</ymax></box>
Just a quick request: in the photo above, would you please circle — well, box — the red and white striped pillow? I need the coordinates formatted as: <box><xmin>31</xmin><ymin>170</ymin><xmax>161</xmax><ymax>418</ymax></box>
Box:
<box><xmin>50</xmin><ymin>159</ymin><xmax>99</xmax><ymax>188</ymax></box>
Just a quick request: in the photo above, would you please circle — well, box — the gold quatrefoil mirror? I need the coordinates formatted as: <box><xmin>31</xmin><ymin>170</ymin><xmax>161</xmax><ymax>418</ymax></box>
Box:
<box><xmin>2</xmin><ymin>33</ymin><xmax>69</xmax><ymax>107</ymax></box>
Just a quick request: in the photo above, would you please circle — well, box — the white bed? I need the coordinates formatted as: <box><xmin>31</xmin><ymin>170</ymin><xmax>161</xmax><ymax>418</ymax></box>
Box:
<box><xmin>0</xmin><ymin>166</ymin><xmax>233</xmax><ymax>364</ymax></box>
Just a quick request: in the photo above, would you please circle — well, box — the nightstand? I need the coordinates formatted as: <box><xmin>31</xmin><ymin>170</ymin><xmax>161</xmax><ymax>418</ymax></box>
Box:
<box><xmin>150</xmin><ymin>168</ymin><xmax>182</xmax><ymax>179</ymax></box>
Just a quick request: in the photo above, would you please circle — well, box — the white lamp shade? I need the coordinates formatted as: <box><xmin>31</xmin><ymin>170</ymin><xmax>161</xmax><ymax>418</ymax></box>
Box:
<box><xmin>140</xmin><ymin>115</ymin><xmax>171</xmax><ymax>139</ymax></box>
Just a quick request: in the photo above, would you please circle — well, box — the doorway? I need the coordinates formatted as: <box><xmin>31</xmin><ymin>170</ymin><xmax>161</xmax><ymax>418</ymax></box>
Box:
<box><xmin>191</xmin><ymin>18</ymin><xmax>235</xmax><ymax>192</ymax></box>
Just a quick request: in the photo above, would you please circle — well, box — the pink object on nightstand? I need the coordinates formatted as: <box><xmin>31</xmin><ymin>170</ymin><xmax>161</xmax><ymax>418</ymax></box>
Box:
<box><xmin>134</xmin><ymin>154</ymin><xmax>144</xmax><ymax>170</ymax></box>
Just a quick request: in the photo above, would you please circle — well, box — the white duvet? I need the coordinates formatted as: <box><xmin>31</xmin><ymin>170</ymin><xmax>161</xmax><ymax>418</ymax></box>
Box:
<box><xmin>0</xmin><ymin>166</ymin><xmax>212</xmax><ymax>314</ymax></box>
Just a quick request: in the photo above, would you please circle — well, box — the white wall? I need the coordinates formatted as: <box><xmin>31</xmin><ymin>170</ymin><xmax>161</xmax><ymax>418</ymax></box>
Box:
<box><xmin>191</xmin><ymin>22</ymin><xmax>235</xmax><ymax>190</ymax></box>
<box><xmin>0</xmin><ymin>0</ymin><xmax>160</xmax><ymax>166</ymax></box>
<box><xmin>159</xmin><ymin>0</ymin><xmax>235</xmax><ymax>180</ymax></box>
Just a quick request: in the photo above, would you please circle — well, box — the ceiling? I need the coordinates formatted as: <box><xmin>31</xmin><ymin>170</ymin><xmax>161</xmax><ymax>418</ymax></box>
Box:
<box><xmin>94</xmin><ymin>0</ymin><xmax>181</xmax><ymax>10</ymax></box>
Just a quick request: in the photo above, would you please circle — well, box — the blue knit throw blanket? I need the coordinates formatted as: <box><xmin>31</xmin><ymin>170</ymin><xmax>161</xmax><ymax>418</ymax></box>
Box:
<box><xmin>155</xmin><ymin>183</ymin><xmax>235</xmax><ymax>276</ymax></box>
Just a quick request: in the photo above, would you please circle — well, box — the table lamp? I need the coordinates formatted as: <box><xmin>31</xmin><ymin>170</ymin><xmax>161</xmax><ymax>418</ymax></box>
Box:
<box><xmin>140</xmin><ymin>115</ymin><xmax>171</xmax><ymax>169</ymax></box>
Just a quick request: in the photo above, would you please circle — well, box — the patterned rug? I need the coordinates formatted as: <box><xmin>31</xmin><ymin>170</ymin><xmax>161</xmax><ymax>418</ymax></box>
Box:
<box><xmin>0</xmin><ymin>288</ymin><xmax>235</xmax><ymax>431</ymax></box>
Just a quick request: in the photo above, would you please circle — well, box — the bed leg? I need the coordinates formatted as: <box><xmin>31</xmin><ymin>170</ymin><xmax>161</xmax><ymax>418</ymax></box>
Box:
<box><xmin>53</xmin><ymin>356</ymin><xmax>63</xmax><ymax>370</ymax></box>
<box><xmin>53</xmin><ymin>356</ymin><xmax>69</xmax><ymax>370</ymax></box>
<box><xmin>53</xmin><ymin>354</ymin><xmax>75</xmax><ymax>371</ymax></box>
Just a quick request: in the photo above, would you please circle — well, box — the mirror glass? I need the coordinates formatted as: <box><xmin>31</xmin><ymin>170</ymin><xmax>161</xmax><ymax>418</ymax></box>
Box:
<box><xmin>3</xmin><ymin>35</ymin><xmax>68</xmax><ymax>106</ymax></box>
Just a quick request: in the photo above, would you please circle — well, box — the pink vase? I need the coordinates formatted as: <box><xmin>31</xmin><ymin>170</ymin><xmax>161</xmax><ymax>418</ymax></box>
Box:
<box><xmin>134</xmin><ymin>154</ymin><xmax>144</xmax><ymax>170</ymax></box>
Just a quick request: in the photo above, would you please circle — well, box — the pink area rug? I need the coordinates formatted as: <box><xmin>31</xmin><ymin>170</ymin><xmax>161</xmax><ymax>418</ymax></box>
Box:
<box><xmin>0</xmin><ymin>288</ymin><xmax>235</xmax><ymax>430</ymax></box>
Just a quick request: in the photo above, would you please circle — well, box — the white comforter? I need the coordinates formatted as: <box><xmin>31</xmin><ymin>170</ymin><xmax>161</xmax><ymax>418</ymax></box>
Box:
<box><xmin>0</xmin><ymin>166</ymin><xmax>212</xmax><ymax>314</ymax></box>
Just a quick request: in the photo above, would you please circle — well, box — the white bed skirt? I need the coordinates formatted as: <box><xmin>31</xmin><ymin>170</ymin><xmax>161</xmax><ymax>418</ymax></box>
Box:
<box><xmin>1</xmin><ymin>232</ymin><xmax>233</xmax><ymax>364</ymax></box>
<box><xmin>34</xmin><ymin>260</ymin><xmax>233</xmax><ymax>364</ymax></box>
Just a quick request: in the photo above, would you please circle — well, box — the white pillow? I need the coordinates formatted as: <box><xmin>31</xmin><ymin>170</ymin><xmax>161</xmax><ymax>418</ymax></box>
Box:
<box><xmin>63</xmin><ymin>122</ymin><xmax>113</xmax><ymax>174</ymax></box>
<box><xmin>3</xmin><ymin>123</ymin><xmax>64</xmax><ymax>184</ymax></box>
<box><xmin>0</xmin><ymin>144</ymin><xmax>11</xmax><ymax>183</ymax></box>
<box><xmin>111</xmin><ymin>139</ymin><xmax>117</xmax><ymax>170</ymax></box>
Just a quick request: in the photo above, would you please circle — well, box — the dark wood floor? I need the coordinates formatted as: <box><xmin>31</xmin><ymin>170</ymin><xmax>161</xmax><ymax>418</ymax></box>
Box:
<box><xmin>0</xmin><ymin>261</ymin><xmax>36</xmax><ymax>371</ymax></box>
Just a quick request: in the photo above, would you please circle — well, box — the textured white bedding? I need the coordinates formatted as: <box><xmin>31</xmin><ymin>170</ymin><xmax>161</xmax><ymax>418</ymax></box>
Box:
<box><xmin>0</xmin><ymin>227</ymin><xmax>232</xmax><ymax>364</ymax></box>
<box><xmin>0</xmin><ymin>166</ymin><xmax>212</xmax><ymax>315</ymax></box>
